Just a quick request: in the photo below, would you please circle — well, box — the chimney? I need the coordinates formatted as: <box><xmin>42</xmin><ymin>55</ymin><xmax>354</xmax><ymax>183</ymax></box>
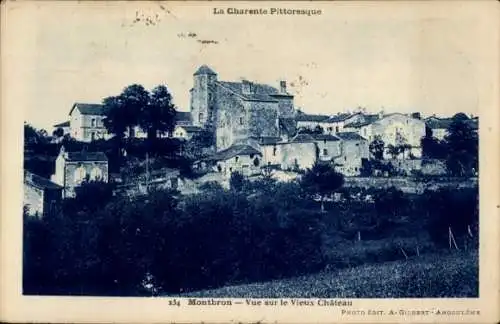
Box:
<box><xmin>280</xmin><ymin>80</ymin><xmax>287</xmax><ymax>93</ymax></box>
<box><xmin>242</xmin><ymin>80</ymin><xmax>253</xmax><ymax>94</ymax></box>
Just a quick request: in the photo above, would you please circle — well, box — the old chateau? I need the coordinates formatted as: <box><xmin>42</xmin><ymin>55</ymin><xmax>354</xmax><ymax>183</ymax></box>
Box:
<box><xmin>24</xmin><ymin>64</ymin><xmax>478</xmax><ymax>216</ymax></box>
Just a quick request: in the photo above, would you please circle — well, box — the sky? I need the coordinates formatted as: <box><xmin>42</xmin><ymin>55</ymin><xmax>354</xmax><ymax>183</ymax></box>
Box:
<box><xmin>3</xmin><ymin>1</ymin><xmax>496</xmax><ymax>131</ymax></box>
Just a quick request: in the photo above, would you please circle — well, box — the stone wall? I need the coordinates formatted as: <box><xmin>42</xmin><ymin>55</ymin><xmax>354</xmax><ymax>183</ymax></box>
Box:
<box><xmin>190</xmin><ymin>73</ymin><xmax>217</xmax><ymax>128</ymax></box>
<box><xmin>315</xmin><ymin>140</ymin><xmax>341</xmax><ymax>162</ymax></box>
<box><xmin>24</xmin><ymin>183</ymin><xmax>44</xmax><ymax>217</ymax></box>
<box><xmin>64</xmin><ymin>161</ymin><xmax>109</xmax><ymax>197</ymax></box>
<box><xmin>247</xmin><ymin>101</ymin><xmax>280</xmax><ymax>139</ymax></box>
<box><xmin>344</xmin><ymin>176</ymin><xmax>478</xmax><ymax>194</ymax></box>
<box><xmin>421</xmin><ymin>159</ymin><xmax>447</xmax><ymax>175</ymax></box>
<box><xmin>215</xmin><ymin>85</ymin><xmax>248</xmax><ymax>150</ymax></box>
<box><xmin>263</xmin><ymin>142</ymin><xmax>316</xmax><ymax>170</ymax></box>
<box><xmin>275</xmin><ymin>96</ymin><xmax>294</xmax><ymax>118</ymax></box>
<box><xmin>214</xmin><ymin>154</ymin><xmax>262</xmax><ymax>176</ymax></box>
<box><xmin>334</xmin><ymin>140</ymin><xmax>369</xmax><ymax>176</ymax></box>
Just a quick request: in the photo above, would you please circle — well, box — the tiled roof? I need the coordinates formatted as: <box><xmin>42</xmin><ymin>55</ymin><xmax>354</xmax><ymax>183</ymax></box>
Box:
<box><xmin>291</xmin><ymin>133</ymin><xmax>316</xmax><ymax>143</ymax></box>
<box><xmin>25</xmin><ymin>171</ymin><xmax>63</xmax><ymax>190</ymax></box>
<box><xmin>257</xmin><ymin>136</ymin><xmax>282</xmax><ymax>145</ymax></box>
<box><xmin>344</xmin><ymin>115</ymin><xmax>379</xmax><ymax>128</ymax></box>
<box><xmin>425</xmin><ymin>117</ymin><xmax>453</xmax><ymax>129</ymax></box>
<box><xmin>213</xmin><ymin>144</ymin><xmax>262</xmax><ymax>161</ymax></box>
<box><xmin>217</xmin><ymin>81</ymin><xmax>285</xmax><ymax>102</ymax></box>
<box><xmin>53</xmin><ymin>121</ymin><xmax>70</xmax><ymax>128</ymax></box>
<box><xmin>335</xmin><ymin>132</ymin><xmax>367</xmax><ymax>141</ymax></box>
<box><xmin>324</xmin><ymin>113</ymin><xmax>356</xmax><ymax>123</ymax></box>
<box><xmin>66</xmin><ymin>151</ymin><xmax>108</xmax><ymax>162</ymax></box>
<box><xmin>175</xmin><ymin>111</ymin><xmax>191</xmax><ymax>122</ymax></box>
<box><xmin>312</xmin><ymin>134</ymin><xmax>340</xmax><ymax>141</ymax></box>
<box><xmin>295</xmin><ymin>113</ymin><xmax>329</xmax><ymax>122</ymax></box>
<box><xmin>70</xmin><ymin>103</ymin><xmax>109</xmax><ymax>116</ymax></box>
<box><xmin>194</xmin><ymin>65</ymin><xmax>217</xmax><ymax>76</ymax></box>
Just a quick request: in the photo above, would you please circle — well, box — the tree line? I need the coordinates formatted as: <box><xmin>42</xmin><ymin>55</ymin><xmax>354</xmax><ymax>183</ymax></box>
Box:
<box><xmin>24</xmin><ymin>162</ymin><xmax>478</xmax><ymax>296</ymax></box>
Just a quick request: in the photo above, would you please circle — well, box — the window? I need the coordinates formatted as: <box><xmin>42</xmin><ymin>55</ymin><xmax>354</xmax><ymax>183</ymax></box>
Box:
<box><xmin>250</xmin><ymin>154</ymin><xmax>254</xmax><ymax>159</ymax></box>
<box><xmin>91</xmin><ymin>118</ymin><xmax>96</xmax><ymax>127</ymax></box>
<box><xmin>253</xmin><ymin>157</ymin><xmax>260</xmax><ymax>167</ymax></box>
<box><xmin>323</xmin><ymin>139</ymin><xmax>327</xmax><ymax>144</ymax></box>
<box><xmin>235</xmin><ymin>156</ymin><xmax>239</xmax><ymax>163</ymax></box>
<box><xmin>239</xmin><ymin>117</ymin><xmax>244</xmax><ymax>125</ymax></box>
<box><xmin>199</xmin><ymin>112</ymin><xmax>204</xmax><ymax>122</ymax></box>
<box><xmin>273</xmin><ymin>146</ymin><xmax>277</xmax><ymax>156</ymax></box>
<box><xmin>335</xmin><ymin>126</ymin><xmax>339</xmax><ymax>133</ymax></box>
<box><xmin>74</xmin><ymin>166</ymin><xmax>87</xmax><ymax>185</ymax></box>
<box><xmin>91</xmin><ymin>132</ymin><xmax>96</xmax><ymax>141</ymax></box>
<box><xmin>90</xmin><ymin>167</ymin><xmax>103</xmax><ymax>180</ymax></box>
<box><xmin>323</xmin><ymin>148</ymin><xmax>328</xmax><ymax>156</ymax></box>
<box><xmin>344</xmin><ymin>156</ymin><xmax>347</xmax><ymax>161</ymax></box>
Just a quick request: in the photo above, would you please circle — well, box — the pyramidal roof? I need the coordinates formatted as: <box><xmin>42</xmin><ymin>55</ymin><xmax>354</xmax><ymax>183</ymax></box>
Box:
<box><xmin>194</xmin><ymin>65</ymin><xmax>217</xmax><ymax>76</ymax></box>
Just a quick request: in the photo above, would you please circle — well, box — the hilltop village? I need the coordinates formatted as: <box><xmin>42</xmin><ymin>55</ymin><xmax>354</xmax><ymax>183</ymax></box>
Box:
<box><xmin>23</xmin><ymin>65</ymin><xmax>479</xmax><ymax>298</ymax></box>
<box><xmin>24</xmin><ymin>65</ymin><xmax>478</xmax><ymax>218</ymax></box>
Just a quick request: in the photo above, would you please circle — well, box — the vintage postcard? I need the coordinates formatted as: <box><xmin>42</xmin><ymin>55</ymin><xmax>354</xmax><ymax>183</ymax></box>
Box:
<box><xmin>1</xmin><ymin>1</ymin><xmax>499</xmax><ymax>323</ymax></box>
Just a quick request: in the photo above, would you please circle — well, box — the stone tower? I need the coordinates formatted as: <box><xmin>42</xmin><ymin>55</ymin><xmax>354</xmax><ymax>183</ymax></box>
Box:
<box><xmin>190</xmin><ymin>65</ymin><xmax>217</xmax><ymax>130</ymax></box>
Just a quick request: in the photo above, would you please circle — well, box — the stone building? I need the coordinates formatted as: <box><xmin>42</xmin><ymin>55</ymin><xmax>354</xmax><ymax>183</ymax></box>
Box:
<box><xmin>260</xmin><ymin>134</ymin><xmax>317</xmax><ymax>171</ymax></box>
<box><xmin>189</xmin><ymin>65</ymin><xmax>296</xmax><ymax>151</ymax></box>
<box><xmin>424</xmin><ymin>116</ymin><xmax>453</xmax><ymax>141</ymax></box>
<box><xmin>370</xmin><ymin>113</ymin><xmax>426</xmax><ymax>159</ymax></box>
<box><xmin>172</xmin><ymin>125</ymin><xmax>203</xmax><ymax>140</ymax></box>
<box><xmin>312</xmin><ymin>134</ymin><xmax>342</xmax><ymax>162</ymax></box>
<box><xmin>333</xmin><ymin>132</ymin><xmax>370</xmax><ymax>176</ymax></box>
<box><xmin>295</xmin><ymin>112</ymin><xmax>329</xmax><ymax>132</ymax></box>
<box><xmin>69</xmin><ymin>103</ymin><xmax>113</xmax><ymax>142</ymax></box>
<box><xmin>51</xmin><ymin>146</ymin><xmax>109</xmax><ymax>198</ymax></box>
<box><xmin>211</xmin><ymin>144</ymin><xmax>263</xmax><ymax>176</ymax></box>
<box><xmin>24</xmin><ymin>171</ymin><xmax>63</xmax><ymax>218</ymax></box>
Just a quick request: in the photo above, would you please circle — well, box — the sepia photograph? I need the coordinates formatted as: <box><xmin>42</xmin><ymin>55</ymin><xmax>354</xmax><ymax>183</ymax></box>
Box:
<box><xmin>1</xmin><ymin>1</ymin><xmax>499</xmax><ymax>323</ymax></box>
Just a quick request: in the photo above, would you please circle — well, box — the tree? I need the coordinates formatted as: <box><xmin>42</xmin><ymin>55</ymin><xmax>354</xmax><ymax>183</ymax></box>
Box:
<box><xmin>386</xmin><ymin>144</ymin><xmax>401</xmax><ymax>160</ymax></box>
<box><xmin>24</xmin><ymin>123</ymin><xmax>41</xmax><ymax>146</ymax></box>
<box><xmin>369</xmin><ymin>136</ymin><xmax>385</xmax><ymax>160</ymax></box>
<box><xmin>139</xmin><ymin>85</ymin><xmax>177</xmax><ymax>143</ymax></box>
<box><xmin>103</xmin><ymin>95</ymin><xmax>128</xmax><ymax>140</ymax></box>
<box><xmin>52</xmin><ymin>127</ymin><xmax>64</xmax><ymax>138</ymax></box>
<box><xmin>452</xmin><ymin>112</ymin><xmax>469</xmax><ymax>121</ymax></box>
<box><xmin>103</xmin><ymin>84</ymin><xmax>149</xmax><ymax>140</ymax></box>
<box><xmin>444</xmin><ymin>115</ymin><xmax>478</xmax><ymax>176</ymax></box>
<box><xmin>300</xmin><ymin>162</ymin><xmax>344</xmax><ymax>212</ymax></box>
<box><xmin>229</xmin><ymin>171</ymin><xmax>245</xmax><ymax>192</ymax></box>
<box><xmin>421</xmin><ymin>126</ymin><xmax>447</xmax><ymax>159</ymax></box>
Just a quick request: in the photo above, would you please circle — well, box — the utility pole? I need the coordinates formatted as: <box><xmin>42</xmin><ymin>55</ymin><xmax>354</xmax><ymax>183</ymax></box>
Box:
<box><xmin>146</xmin><ymin>151</ymin><xmax>150</xmax><ymax>193</ymax></box>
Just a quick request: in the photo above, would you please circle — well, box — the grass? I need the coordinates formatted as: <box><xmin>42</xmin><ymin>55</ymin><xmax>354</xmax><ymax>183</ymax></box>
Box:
<box><xmin>176</xmin><ymin>250</ymin><xmax>478</xmax><ymax>298</ymax></box>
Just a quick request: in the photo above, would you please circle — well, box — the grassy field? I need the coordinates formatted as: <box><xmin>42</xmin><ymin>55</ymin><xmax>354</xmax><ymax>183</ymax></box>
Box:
<box><xmin>177</xmin><ymin>250</ymin><xmax>478</xmax><ymax>298</ymax></box>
